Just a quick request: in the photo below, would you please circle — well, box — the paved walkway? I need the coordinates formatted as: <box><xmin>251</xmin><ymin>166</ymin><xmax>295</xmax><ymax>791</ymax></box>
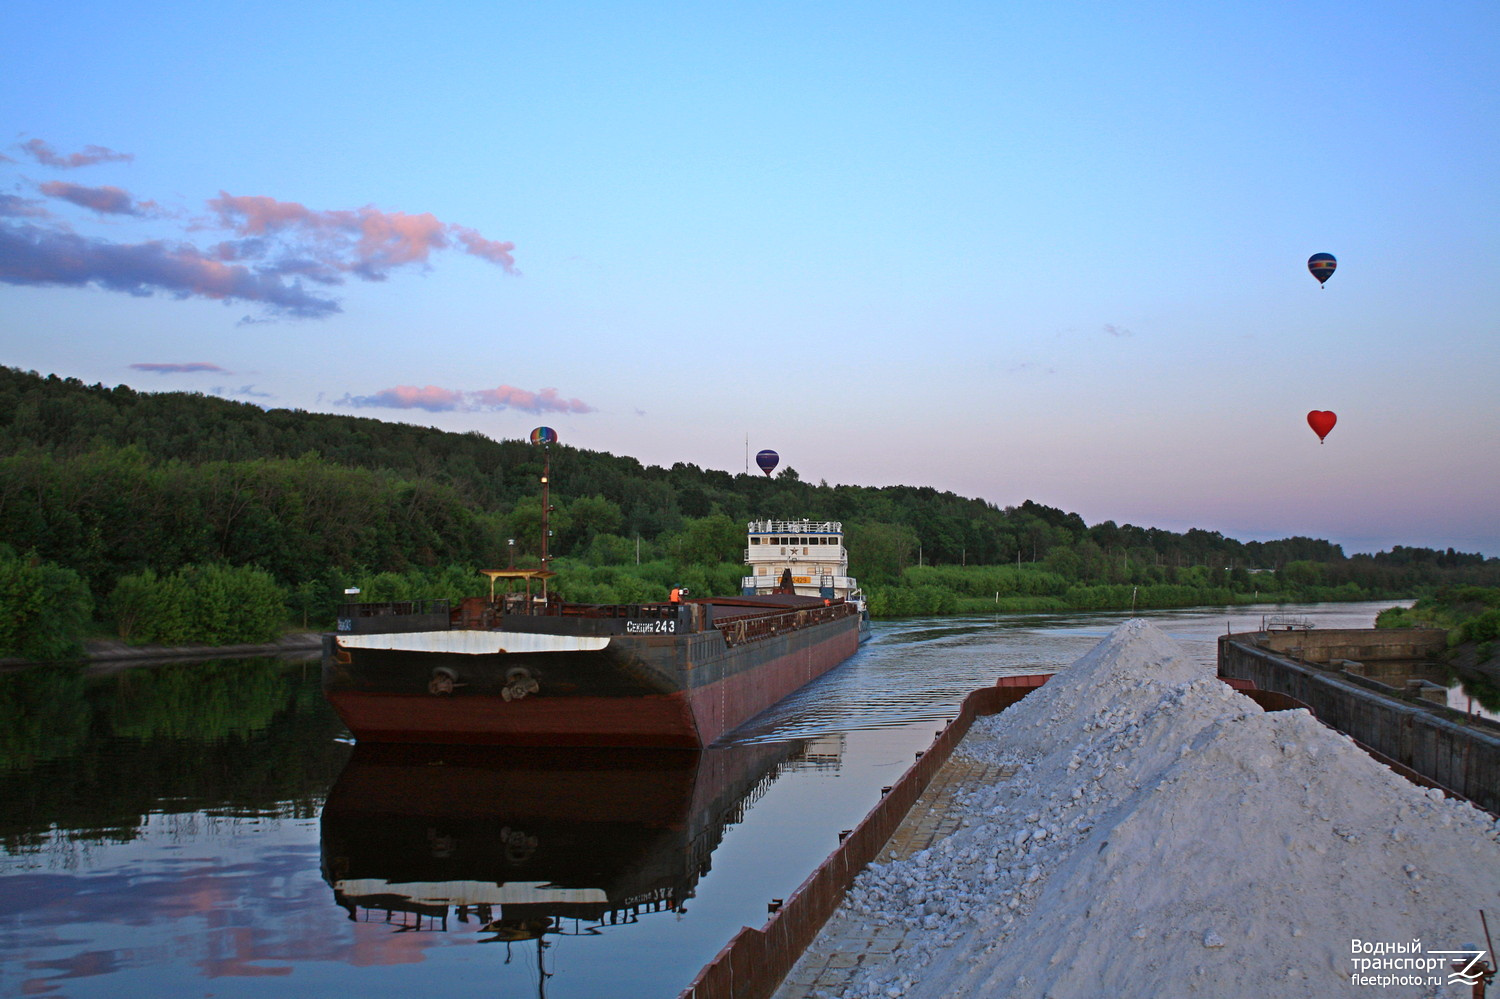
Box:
<box><xmin>771</xmin><ymin>752</ymin><xmax>1016</xmax><ymax>998</ymax></box>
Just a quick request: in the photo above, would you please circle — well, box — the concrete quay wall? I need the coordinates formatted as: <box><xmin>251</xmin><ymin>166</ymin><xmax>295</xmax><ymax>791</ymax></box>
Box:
<box><xmin>1218</xmin><ymin>630</ymin><xmax>1500</xmax><ymax>814</ymax></box>
<box><xmin>1253</xmin><ymin>627</ymin><xmax>1448</xmax><ymax>664</ymax></box>
<box><xmin>677</xmin><ymin>675</ymin><xmax>1048</xmax><ymax>999</ymax></box>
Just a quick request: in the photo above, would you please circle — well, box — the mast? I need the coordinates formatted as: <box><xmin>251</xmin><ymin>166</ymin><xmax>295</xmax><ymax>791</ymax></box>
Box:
<box><xmin>530</xmin><ymin>427</ymin><xmax>558</xmax><ymax>605</ymax></box>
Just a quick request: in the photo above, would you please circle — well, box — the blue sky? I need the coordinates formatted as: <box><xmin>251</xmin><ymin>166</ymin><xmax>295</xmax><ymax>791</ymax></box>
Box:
<box><xmin>3</xmin><ymin>0</ymin><xmax>1497</xmax><ymax>555</ymax></box>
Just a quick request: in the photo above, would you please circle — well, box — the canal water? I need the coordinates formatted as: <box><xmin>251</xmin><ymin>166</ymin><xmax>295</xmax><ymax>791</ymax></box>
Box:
<box><xmin>4</xmin><ymin>601</ymin><xmax>1486</xmax><ymax>998</ymax></box>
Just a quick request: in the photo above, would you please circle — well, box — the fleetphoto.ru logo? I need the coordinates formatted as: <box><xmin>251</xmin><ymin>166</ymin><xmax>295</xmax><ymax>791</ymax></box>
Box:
<box><xmin>1348</xmin><ymin>938</ymin><xmax>1493</xmax><ymax>989</ymax></box>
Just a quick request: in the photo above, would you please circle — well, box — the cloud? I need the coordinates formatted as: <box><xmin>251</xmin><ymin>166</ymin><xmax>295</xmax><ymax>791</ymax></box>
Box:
<box><xmin>1103</xmin><ymin>324</ymin><xmax>1134</xmax><ymax>337</ymax></box>
<box><xmin>20</xmin><ymin>139</ymin><xmax>133</xmax><ymax>169</ymax></box>
<box><xmin>0</xmin><ymin>194</ymin><xmax>50</xmax><ymax>219</ymax></box>
<box><xmin>0</xmin><ymin>142</ymin><xmax>517</xmax><ymax>320</ymax></box>
<box><xmin>471</xmin><ymin>385</ymin><xmax>596</xmax><ymax>414</ymax></box>
<box><xmin>342</xmin><ymin>385</ymin><xmax>468</xmax><ymax>412</ymax></box>
<box><xmin>338</xmin><ymin>384</ymin><xmax>596</xmax><ymax>415</ymax></box>
<box><xmin>208</xmin><ymin>192</ymin><xmax>518</xmax><ymax>280</ymax></box>
<box><xmin>40</xmin><ymin>181</ymin><xmax>147</xmax><ymax>216</ymax></box>
<box><xmin>130</xmin><ymin>362</ymin><xmax>228</xmax><ymax>374</ymax></box>
<box><xmin>211</xmin><ymin>384</ymin><xmax>274</xmax><ymax>400</ymax></box>
<box><xmin>0</xmin><ymin>222</ymin><xmax>341</xmax><ymax>318</ymax></box>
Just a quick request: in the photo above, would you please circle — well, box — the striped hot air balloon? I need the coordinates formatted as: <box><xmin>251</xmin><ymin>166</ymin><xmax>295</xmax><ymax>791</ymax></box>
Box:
<box><xmin>1308</xmin><ymin>253</ymin><xmax>1337</xmax><ymax>286</ymax></box>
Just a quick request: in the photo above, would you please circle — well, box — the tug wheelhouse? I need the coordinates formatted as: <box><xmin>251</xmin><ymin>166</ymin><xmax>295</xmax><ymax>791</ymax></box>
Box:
<box><xmin>740</xmin><ymin>520</ymin><xmax>865</xmax><ymax>611</ymax></box>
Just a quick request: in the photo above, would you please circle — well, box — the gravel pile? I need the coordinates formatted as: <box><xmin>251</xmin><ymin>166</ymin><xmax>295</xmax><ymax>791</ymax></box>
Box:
<box><xmin>817</xmin><ymin>620</ymin><xmax>1500</xmax><ymax>998</ymax></box>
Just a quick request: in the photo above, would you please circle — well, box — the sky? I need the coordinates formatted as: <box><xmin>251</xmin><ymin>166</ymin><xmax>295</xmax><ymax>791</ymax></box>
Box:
<box><xmin>3</xmin><ymin>1</ymin><xmax>1497</xmax><ymax>557</ymax></box>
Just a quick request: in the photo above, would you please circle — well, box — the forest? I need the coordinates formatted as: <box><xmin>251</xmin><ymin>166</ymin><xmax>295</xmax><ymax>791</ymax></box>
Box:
<box><xmin>1</xmin><ymin>366</ymin><xmax>1495</xmax><ymax>660</ymax></box>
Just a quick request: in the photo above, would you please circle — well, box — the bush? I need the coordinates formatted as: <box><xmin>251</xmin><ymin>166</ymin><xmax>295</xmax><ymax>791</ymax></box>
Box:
<box><xmin>109</xmin><ymin>564</ymin><xmax>286</xmax><ymax>645</ymax></box>
<box><xmin>0</xmin><ymin>549</ymin><xmax>93</xmax><ymax>661</ymax></box>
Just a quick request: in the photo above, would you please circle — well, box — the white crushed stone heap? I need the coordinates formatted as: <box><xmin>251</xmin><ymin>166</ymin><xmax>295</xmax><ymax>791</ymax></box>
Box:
<box><xmin>817</xmin><ymin>619</ymin><xmax>1500</xmax><ymax>999</ymax></box>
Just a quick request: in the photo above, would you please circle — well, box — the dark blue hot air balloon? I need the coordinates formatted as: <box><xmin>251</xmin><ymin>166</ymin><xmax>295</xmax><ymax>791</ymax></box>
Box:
<box><xmin>1308</xmin><ymin>253</ymin><xmax>1336</xmax><ymax>286</ymax></box>
<box><xmin>755</xmin><ymin>449</ymin><xmax>779</xmax><ymax>476</ymax></box>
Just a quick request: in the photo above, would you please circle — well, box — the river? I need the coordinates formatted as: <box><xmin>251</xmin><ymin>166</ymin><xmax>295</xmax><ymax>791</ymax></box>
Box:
<box><xmin>4</xmin><ymin>600</ymin><xmax>1481</xmax><ymax>998</ymax></box>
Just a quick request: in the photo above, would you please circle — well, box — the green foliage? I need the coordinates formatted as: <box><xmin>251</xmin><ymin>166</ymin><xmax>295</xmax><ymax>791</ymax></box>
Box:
<box><xmin>108</xmin><ymin>564</ymin><xmax>285</xmax><ymax>645</ymax></box>
<box><xmin>0</xmin><ymin>548</ymin><xmax>93</xmax><ymax>661</ymax></box>
<box><xmin>564</xmin><ymin>495</ymin><xmax>625</xmax><ymax>548</ymax></box>
<box><xmin>1377</xmin><ymin>587</ymin><xmax>1500</xmax><ymax>666</ymax></box>
<box><xmin>0</xmin><ymin>365</ymin><xmax>1494</xmax><ymax>639</ymax></box>
<box><xmin>581</xmin><ymin>532</ymin><xmax>645</xmax><ymax>566</ymax></box>
<box><xmin>846</xmin><ymin>521</ymin><xmax>919</xmax><ymax>584</ymax></box>
<box><xmin>340</xmin><ymin>564</ymin><xmax>487</xmax><ymax>607</ymax></box>
<box><xmin>663</xmin><ymin>514</ymin><xmax>743</xmax><ymax>566</ymax></box>
<box><xmin>866</xmin><ymin>584</ymin><xmax>959</xmax><ymax>617</ymax></box>
<box><xmin>1376</xmin><ymin>587</ymin><xmax>1500</xmax><ymax>632</ymax></box>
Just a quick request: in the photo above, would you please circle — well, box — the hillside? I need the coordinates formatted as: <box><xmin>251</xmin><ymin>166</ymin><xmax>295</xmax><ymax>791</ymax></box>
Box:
<box><xmin>1</xmin><ymin>365</ymin><xmax>1495</xmax><ymax>613</ymax></box>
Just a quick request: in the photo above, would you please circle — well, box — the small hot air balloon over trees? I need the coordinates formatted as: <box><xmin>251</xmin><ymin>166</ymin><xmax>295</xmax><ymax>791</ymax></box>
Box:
<box><xmin>1307</xmin><ymin>410</ymin><xmax>1337</xmax><ymax>443</ymax></box>
<box><xmin>755</xmin><ymin>449</ymin><xmax>779</xmax><ymax>476</ymax></box>
<box><xmin>530</xmin><ymin>426</ymin><xmax>558</xmax><ymax>446</ymax></box>
<box><xmin>1308</xmin><ymin>253</ymin><xmax>1337</xmax><ymax>286</ymax></box>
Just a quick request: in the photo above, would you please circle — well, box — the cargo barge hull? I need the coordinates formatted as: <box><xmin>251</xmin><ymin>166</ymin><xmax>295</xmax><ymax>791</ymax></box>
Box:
<box><xmin>324</xmin><ymin>602</ymin><xmax>861</xmax><ymax>748</ymax></box>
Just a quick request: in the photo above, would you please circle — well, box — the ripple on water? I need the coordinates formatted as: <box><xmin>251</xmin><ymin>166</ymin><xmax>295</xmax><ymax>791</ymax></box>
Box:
<box><xmin>723</xmin><ymin>603</ymin><xmax>1402</xmax><ymax>745</ymax></box>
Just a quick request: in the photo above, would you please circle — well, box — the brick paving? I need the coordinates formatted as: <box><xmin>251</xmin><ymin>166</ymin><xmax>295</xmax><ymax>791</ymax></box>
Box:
<box><xmin>771</xmin><ymin>753</ymin><xmax>1017</xmax><ymax>998</ymax></box>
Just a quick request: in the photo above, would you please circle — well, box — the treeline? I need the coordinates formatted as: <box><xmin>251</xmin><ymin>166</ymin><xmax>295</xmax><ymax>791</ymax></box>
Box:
<box><xmin>1378</xmin><ymin>586</ymin><xmax>1500</xmax><ymax>658</ymax></box>
<box><xmin>0</xmin><ymin>366</ymin><xmax>1495</xmax><ymax>657</ymax></box>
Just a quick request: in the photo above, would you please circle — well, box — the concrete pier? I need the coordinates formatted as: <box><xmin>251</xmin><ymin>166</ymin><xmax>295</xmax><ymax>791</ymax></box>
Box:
<box><xmin>770</xmin><ymin>754</ymin><xmax>1019</xmax><ymax>998</ymax></box>
<box><xmin>1218</xmin><ymin>628</ymin><xmax>1500</xmax><ymax>813</ymax></box>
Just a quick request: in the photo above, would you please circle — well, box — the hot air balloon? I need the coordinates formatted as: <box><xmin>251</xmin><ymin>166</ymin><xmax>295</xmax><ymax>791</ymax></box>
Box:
<box><xmin>530</xmin><ymin>426</ymin><xmax>558</xmax><ymax>446</ymax></box>
<box><xmin>1306</xmin><ymin>410</ymin><xmax>1337</xmax><ymax>443</ymax></box>
<box><xmin>1308</xmin><ymin>253</ymin><xmax>1336</xmax><ymax>286</ymax></box>
<box><xmin>755</xmin><ymin>449</ymin><xmax>779</xmax><ymax>476</ymax></box>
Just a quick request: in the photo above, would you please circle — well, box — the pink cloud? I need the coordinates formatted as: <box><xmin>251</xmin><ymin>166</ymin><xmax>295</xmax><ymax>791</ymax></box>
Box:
<box><xmin>471</xmin><ymin>385</ymin><xmax>596</xmax><ymax>414</ymax></box>
<box><xmin>21</xmin><ymin>139</ymin><xmax>133</xmax><ymax>169</ymax></box>
<box><xmin>40</xmin><ymin>181</ymin><xmax>144</xmax><ymax>215</ymax></box>
<box><xmin>130</xmin><ymin>362</ymin><xmax>228</xmax><ymax>374</ymax></box>
<box><xmin>0</xmin><ymin>143</ymin><xmax>515</xmax><ymax>320</ymax></box>
<box><xmin>452</xmin><ymin>225</ymin><xmax>518</xmax><ymax>270</ymax></box>
<box><xmin>208</xmin><ymin>193</ymin><xmax>517</xmax><ymax>279</ymax></box>
<box><xmin>339</xmin><ymin>384</ymin><xmax>596</xmax><ymax>415</ymax></box>
<box><xmin>344</xmin><ymin>385</ymin><xmax>468</xmax><ymax>412</ymax></box>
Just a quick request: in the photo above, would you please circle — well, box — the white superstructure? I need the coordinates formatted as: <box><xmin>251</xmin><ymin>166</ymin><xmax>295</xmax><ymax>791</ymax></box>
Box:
<box><xmin>740</xmin><ymin>520</ymin><xmax>864</xmax><ymax>610</ymax></box>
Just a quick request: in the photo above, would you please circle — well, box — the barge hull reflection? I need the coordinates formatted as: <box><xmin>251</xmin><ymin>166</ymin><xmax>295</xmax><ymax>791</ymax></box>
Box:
<box><xmin>320</xmin><ymin>740</ymin><xmax>812</xmax><ymax>931</ymax></box>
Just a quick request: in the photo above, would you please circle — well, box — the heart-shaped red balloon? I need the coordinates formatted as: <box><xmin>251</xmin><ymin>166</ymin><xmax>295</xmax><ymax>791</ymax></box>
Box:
<box><xmin>1307</xmin><ymin>410</ymin><xmax>1337</xmax><ymax>442</ymax></box>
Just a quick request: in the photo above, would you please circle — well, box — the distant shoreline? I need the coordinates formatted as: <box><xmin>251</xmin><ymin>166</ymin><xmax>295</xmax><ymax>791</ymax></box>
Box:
<box><xmin>0</xmin><ymin>632</ymin><xmax>325</xmax><ymax>671</ymax></box>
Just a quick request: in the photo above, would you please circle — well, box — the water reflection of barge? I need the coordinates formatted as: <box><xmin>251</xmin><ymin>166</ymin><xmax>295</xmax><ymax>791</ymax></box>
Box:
<box><xmin>319</xmin><ymin>738</ymin><xmax>825</xmax><ymax>936</ymax></box>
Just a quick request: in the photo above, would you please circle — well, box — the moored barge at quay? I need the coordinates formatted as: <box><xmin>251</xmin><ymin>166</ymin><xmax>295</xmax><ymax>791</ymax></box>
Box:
<box><xmin>322</xmin><ymin>520</ymin><xmax>867</xmax><ymax>748</ymax></box>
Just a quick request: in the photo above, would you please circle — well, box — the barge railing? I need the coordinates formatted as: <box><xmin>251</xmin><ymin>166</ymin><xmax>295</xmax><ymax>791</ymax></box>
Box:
<box><xmin>715</xmin><ymin>601</ymin><xmax>857</xmax><ymax>647</ymax></box>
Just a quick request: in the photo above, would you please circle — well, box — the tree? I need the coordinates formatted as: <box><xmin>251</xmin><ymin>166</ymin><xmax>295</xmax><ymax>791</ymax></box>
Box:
<box><xmin>667</xmin><ymin>515</ymin><xmax>742</xmax><ymax>567</ymax></box>
<box><xmin>845</xmin><ymin>521</ymin><xmax>918</xmax><ymax>584</ymax></box>
<box><xmin>0</xmin><ymin>550</ymin><xmax>93</xmax><ymax>661</ymax></box>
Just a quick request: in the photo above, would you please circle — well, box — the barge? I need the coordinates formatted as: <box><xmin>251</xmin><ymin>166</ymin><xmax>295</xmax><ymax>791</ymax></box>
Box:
<box><xmin>322</xmin><ymin>520</ymin><xmax>867</xmax><ymax>748</ymax></box>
